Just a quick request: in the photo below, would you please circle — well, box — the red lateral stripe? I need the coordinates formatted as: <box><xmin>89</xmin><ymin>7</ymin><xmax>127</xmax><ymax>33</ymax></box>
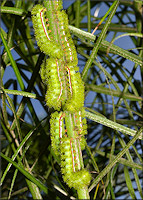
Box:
<box><xmin>59</xmin><ymin>113</ymin><xmax>64</xmax><ymax>139</ymax></box>
<box><xmin>65</xmin><ymin>66</ymin><xmax>72</xmax><ymax>95</ymax></box>
<box><xmin>40</xmin><ymin>9</ymin><xmax>50</xmax><ymax>40</ymax></box>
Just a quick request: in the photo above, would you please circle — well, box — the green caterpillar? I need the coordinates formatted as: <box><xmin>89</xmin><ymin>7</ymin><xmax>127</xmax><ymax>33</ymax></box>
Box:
<box><xmin>40</xmin><ymin>57</ymin><xmax>84</xmax><ymax>111</ymax></box>
<box><xmin>40</xmin><ymin>58</ymin><xmax>66</xmax><ymax>110</ymax></box>
<box><xmin>50</xmin><ymin>111</ymin><xmax>65</xmax><ymax>155</ymax></box>
<box><xmin>31</xmin><ymin>4</ymin><xmax>62</xmax><ymax>58</ymax></box>
<box><xmin>60</xmin><ymin>137</ymin><xmax>91</xmax><ymax>189</ymax></box>
<box><xmin>43</xmin><ymin>0</ymin><xmax>78</xmax><ymax>64</ymax></box>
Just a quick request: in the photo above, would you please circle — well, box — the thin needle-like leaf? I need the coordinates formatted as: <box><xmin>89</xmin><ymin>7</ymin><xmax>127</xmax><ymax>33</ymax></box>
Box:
<box><xmin>1</xmin><ymin>153</ymin><xmax>48</xmax><ymax>194</ymax></box>
<box><xmin>1</xmin><ymin>31</ymin><xmax>25</xmax><ymax>90</ymax></box>
<box><xmin>85</xmin><ymin>111</ymin><xmax>143</xmax><ymax>140</ymax></box>
<box><xmin>89</xmin><ymin>127</ymin><xmax>143</xmax><ymax>191</ymax></box>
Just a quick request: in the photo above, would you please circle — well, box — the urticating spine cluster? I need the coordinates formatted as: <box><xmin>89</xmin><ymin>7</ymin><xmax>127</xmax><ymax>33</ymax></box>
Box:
<box><xmin>31</xmin><ymin>0</ymin><xmax>91</xmax><ymax>190</ymax></box>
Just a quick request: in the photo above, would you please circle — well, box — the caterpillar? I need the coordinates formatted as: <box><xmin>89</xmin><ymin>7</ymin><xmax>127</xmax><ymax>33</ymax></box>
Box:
<box><xmin>40</xmin><ymin>58</ymin><xmax>85</xmax><ymax>111</ymax></box>
<box><xmin>44</xmin><ymin>0</ymin><xmax>78</xmax><ymax>64</ymax></box>
<box><xmin>60</xmin><ymin>137</ymin><xmax>91</xmax><ymax>189</ymax></box>
<box><xmin>50</xmin><ymin>112</ymin><xmax>65</xmax><ymax>155</ymax></box>
<box><xmin>60</xmin><ymin>137</ymin><xmax>83</xmax><ymax>175</ymax></box>
<box><xmin>40</xmin><ymin>58</ymin><xmax>67</xmax><ymax>110</ymax></box>
<box><xmin>55</xmin><ymin>10</ymin><xmax>78</xmax><ymax>65</ymax></box>
<box><xmin>63</xmin><ymin>67</ymin><xmax>84</xmax><ymax>112</ymax></box>
<box><xmin>31</xmin><ymin>4</ymin><xmax>63</xmax><ymax>58</ymax></box>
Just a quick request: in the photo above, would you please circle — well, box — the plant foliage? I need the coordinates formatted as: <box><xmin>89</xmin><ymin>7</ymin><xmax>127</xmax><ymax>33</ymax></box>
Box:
<box><xmin>1</xmin><ymin>0</ymin><xmax>143</xmax><ymax>199</ymax></box>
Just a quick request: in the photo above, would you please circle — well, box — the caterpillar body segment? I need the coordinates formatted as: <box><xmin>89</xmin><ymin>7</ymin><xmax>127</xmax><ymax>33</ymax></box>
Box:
<box><xmin>31</xmin><ymin>4</ymin><xmax>63</xmax><ymax>58</ymax></box>
<box><xmin>60</xmin><ymin>138</ymin><xmax>82</xmax><ymax>174</ymax></box>
<box><xmin>60</xmin><ymin>138</ymin><xmax>74</xmax><ymax>174</ymax></box>
<box><xmin>64</xmin><ymin>70</ymin><xmax>85</xmax><ymax>112</ymax></box>
<box><xmin>40</xmin><ymin>58</ymin><xmax>84</xmax><ymax>112</ymax></box>
<box><xmin>67</xmin><ymin>169</ymin><xmax>91</xmax><ymax>189</ymax></box>
<box><xmin>40</xmin><ymin>58</ymin><xmax>68</xmax><ymax>110</ymax></box>
<box><xmin>56</xmin><ymin>10</ymin><xmax>78</xmax><ymax>65</ymax></box>
<box><xmin>60</xmin><ymin>138</ymin><xmax>91</xmax><ymax>189</ymax></box>
<box><xmin>52</xmin><ymin>0</ymin><xmax>63</xmax><ymax>11</ymax></box>
<box><xmin>50</xmin><ymin>112</ymin><xmax>65</xmax><ymax>155</ymax></box>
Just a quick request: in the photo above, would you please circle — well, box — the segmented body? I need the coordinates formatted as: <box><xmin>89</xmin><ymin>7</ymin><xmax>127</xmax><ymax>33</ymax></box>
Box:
<box><xmin>31</xmin><ymin>4</ymin><xmax>62</xmax><ymax>58</ymax></box>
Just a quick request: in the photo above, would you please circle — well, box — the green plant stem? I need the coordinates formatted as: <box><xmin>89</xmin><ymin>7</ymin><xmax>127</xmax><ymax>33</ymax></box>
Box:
<box><xmin>77</xmin><ymin>186</ymin><xmax>90</xmax><ymax>199</ymax></box>
<box><xmin>65</xmin><ymin>112</ymin><xmax>74</xmax><ymax>137</ymax></box>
